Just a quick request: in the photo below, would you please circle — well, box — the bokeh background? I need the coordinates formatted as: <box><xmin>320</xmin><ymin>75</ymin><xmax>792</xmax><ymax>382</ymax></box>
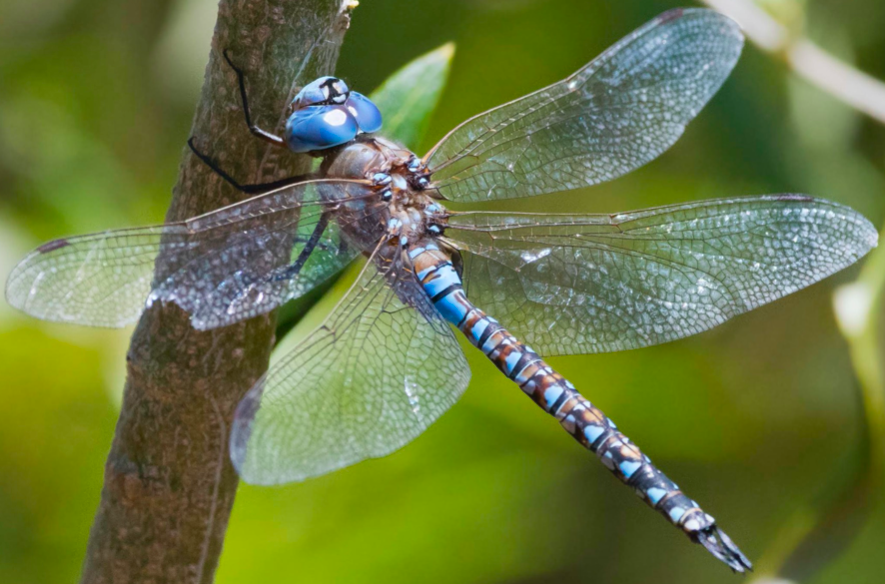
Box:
<box><xmin>1</xmin><ymin>0</ymin><xmax>884</xmax><ymax>583</ymax></box>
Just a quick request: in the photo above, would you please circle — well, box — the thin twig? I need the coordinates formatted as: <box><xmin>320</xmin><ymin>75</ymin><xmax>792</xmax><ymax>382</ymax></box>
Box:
<box><xmin>699</xmin><ymin>4</ymin><xmax>885</xmax><ymax>581</ymax></box>
<box><xmin>702</xmin><ymin>0</ymin><xmax>885</xmax><ymax>125</ymax></box>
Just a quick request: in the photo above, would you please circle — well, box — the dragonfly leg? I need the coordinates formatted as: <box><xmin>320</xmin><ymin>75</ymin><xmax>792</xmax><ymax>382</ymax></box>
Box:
<box><xmin>410</xmin><ymin>242</ymin><xmax>753</xmax><ymax>573</ymax></box>
<box><xmin>272</xmin><ymin>212</ymin><xmax>331</xmax><ymax>282</ymax></box>
<box><xmin>187</xmin><ymin>137</ymin><xmax>317</xmax><ymax>194</ymax></box>
<box><xmin>221</xmin><ymin>49</ymin><xmax>287</xmax><ymax>149</ymax></box>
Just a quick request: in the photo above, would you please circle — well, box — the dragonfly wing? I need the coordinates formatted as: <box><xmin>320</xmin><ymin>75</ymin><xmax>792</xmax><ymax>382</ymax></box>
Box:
<box><xmin>446</xmin><ymin>195</ymin><xmax>878</xmax><ymax>355</ymax></box>
<box><xmin>425</xmin><ymin>9</ymin><xmax>743</xmax><ymax>202</ymax></box>
<box><xmin>230</xmin><ymin>253</ymin><xmax>471</xmax><ymax>485</ymax></box>
<box><xmin>5</xmin><ymin>180</ymin><xmax>374</xmax><ymax>329</ymax></box>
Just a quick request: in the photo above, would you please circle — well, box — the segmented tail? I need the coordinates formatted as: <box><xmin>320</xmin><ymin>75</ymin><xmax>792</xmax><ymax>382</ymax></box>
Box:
<box><xmin>411</xmin><ymin>242</ymin><xmax>752</xmax><ymax>572</ymax></box>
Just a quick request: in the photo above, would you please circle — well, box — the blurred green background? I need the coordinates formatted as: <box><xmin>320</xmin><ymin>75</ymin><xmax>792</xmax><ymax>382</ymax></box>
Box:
<box><xmin>1</xmin><ymin>0</ymin><xmax>884</xmax><ymax>583</ymax></box>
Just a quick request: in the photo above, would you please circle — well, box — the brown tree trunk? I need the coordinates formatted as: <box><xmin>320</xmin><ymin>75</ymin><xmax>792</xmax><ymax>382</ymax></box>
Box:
<box><xmin>80</xmin><ymin>2</ymin><xmax>354</xmax><ymax>582</ymax></box>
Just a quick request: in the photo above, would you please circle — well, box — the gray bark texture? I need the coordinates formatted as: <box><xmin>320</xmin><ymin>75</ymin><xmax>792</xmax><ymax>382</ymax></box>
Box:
<box><xmin>79</xmin><ymin>1</ymin><xmax>354</xmax><ymax>582</ymax></box>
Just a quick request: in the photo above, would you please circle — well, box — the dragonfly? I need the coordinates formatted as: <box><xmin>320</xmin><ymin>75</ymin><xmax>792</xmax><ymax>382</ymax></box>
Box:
<box><xmin>6</xmin><ymin>8</ymin><xmax>878</xmax><ymax>572</ymax></box>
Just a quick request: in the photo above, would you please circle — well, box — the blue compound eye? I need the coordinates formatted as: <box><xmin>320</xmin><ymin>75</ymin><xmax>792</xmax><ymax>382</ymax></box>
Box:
<box><xmin>284</xmin><ymin>105</ymin><xmax>358</xmax><ymax>153</ymax></box>
<box><xmin>345</xmin><ymin>92</ymin><xmax>382</xmax><ymax>134</ymax></box>
<box><xmin>292</xmin><ymin>76</ymin><xmax>351</xmax><ymax>108</ymax></box>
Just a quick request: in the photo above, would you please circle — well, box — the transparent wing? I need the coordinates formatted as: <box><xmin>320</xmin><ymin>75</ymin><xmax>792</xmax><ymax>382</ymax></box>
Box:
<box><xmin>230</xmin><ymin>253</ymin><xmax>471</xmax><ymax>485</ymax></box>
<box><xmin>424</xmin><ymin>9</ymin><xmax>743</xmax><ymax>202</ymax></box>
<box><xmin>446</xmin><ymin>195</ymin><xmax>878</xmax><ymax>356</ymax></box>
<box><xmin>5</xmin><ymin>180</ymin><xmax>376</xmax><ymax>330</ymax></box>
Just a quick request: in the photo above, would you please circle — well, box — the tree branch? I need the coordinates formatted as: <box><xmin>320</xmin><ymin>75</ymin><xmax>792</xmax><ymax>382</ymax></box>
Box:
<box><xmin>79</xmin><ymin>1</ymin><xmax>355</xmax><ymax>582</ymax></box>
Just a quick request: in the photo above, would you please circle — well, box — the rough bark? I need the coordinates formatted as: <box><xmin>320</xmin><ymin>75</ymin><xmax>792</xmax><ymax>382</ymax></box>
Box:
<box><xmin>80</xmin><ymin>2</ymin><xmax>354</xmax><ymax>582</ymax></box>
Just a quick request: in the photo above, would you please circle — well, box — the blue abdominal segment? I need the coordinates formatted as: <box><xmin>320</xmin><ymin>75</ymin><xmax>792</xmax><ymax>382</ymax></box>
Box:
<box><xmin>408</xmin><ymin>240</ymin><xmax>753</xmax><ymax>574</ymax></box>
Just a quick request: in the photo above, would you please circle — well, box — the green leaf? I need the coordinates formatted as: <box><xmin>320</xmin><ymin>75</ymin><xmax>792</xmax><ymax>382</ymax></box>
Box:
<box><xmin>369</xmin><ymin>42</ymin><xmax>455</xmax><ymax>151</ymax></box>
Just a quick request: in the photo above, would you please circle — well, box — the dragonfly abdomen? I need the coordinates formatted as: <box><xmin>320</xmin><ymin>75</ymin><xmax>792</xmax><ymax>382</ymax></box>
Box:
<box><xmin>409</xmin><ymin>241</ymin><xmax>752</xmax><ymax>573</ymax></box>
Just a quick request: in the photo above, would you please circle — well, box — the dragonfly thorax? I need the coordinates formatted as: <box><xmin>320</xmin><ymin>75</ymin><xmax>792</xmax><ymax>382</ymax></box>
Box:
<box><xmin>324</xmin><ymin>136</ymin><xmax>445</xmax><ymax>248</ymax></box>
<box><xmin>324</xmin><ymin>135</ymin><xmax>413</xmax><ymax>178</ymax></box>
<box><xmin>386</xmin><ymin>184</ymin><xmax>445</xmax><ymax>246</ymax></box>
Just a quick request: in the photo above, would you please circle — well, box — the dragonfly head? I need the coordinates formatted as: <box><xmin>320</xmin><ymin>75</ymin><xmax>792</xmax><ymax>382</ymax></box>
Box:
<box><xmin>285</xmin><ymin>77</ymin><xmax>383</xmax><ymax>153</ymax></box>
<box><xmin>292</xmin><ymin>76</ymin><xmax>350</xmax><ymax>108</ymax></box>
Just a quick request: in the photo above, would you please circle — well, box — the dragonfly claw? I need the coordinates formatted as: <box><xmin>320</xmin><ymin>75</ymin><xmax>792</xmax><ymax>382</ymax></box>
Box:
<box><xmin>693</xmin><ymin>525</ymin><xmax>753</xmax><ymax>573</ymax></box>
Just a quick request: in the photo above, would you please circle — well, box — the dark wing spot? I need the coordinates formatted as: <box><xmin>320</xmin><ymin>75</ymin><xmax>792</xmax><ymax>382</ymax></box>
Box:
<box><xmin>37</xmin><ymin>239</ymin><xmax>71</xmax><ymax>253</ymax></box>
<box><xmin>775</xmin><ymin>194</ymin><xmax>813</xmax><ymax>202</ymax></box>
<box><xmin>657</xmin><ymin>8</ymin><xmax>684</xmax><ymax>24</ymax></box>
